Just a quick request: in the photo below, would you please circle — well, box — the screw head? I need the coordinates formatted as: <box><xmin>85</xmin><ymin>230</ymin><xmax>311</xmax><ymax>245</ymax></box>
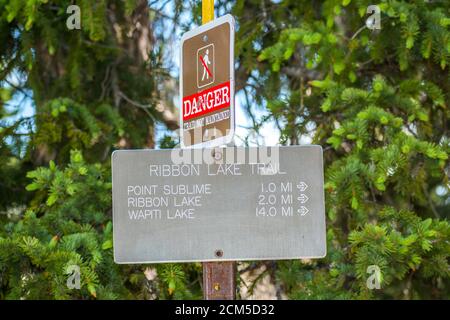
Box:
<box><xmin>215</xmin><ymin>249</ymin><xmax>223</xmax><ymax>258</ymax></box>
<box><xmin>213</xmin><ymin>149</ymin><xmax>222</xmax><ymax>161</ymax></box>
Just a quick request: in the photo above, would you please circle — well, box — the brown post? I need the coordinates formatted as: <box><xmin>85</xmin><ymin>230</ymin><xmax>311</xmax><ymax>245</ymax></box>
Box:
<box><xmin>203</xmin><ymin>261</ymin><xmax>236</xmax><ymax>300</ymax></box>
<box><xmin>200</xmin><ymin>0</ymin><xmax>236</xmax><ymax>301</ymax></box>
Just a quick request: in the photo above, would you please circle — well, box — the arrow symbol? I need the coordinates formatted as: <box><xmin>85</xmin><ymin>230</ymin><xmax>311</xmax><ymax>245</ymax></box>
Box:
<box><xmin>297</xmin><ymin>194</ymin><xmax>309</xmax><ymax>204</ymax></box>
<box><xmin>296</xmin><ymin>182</ymin><xmax>308</xmax><ymax>192</ymax></box>
<box><xmin>297</xmin><ymin>206</ymin><xmax>309</xmax><ymax>216</ymax></box>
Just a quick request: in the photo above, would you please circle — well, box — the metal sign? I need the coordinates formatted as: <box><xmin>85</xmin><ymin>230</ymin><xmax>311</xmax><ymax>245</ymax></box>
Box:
<box><xmin>112</xmin><ymin>145</ymin><xmax>326</xmax><ymax>264</ymax></box>
<box><xmin>180</xmin><ymin>14</ymin><xmax>235</xmax><ymax>148</ymax></box>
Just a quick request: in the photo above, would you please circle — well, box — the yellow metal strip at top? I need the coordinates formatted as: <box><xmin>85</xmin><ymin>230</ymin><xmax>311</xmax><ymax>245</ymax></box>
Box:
<box><xmin>202</xmin><ymin>0</ymin><xmax>214</xmax><ymax>24</ymax></box>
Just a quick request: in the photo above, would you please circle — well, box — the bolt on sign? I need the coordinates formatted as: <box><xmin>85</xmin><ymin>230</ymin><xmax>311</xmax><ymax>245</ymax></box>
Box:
<box><xmin>112</xmin><ymin>145</ymin><xmax>326</xmax><ymax>263</ymax></box>
<box><xmin>180</xmin><ymin>14</ymin><xmax>235</xmax><ymax>148</ymax></box>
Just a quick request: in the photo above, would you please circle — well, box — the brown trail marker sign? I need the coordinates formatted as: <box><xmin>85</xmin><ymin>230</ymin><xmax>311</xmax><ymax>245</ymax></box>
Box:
<box><xmin>180</xmin><ymin>14</ymin><xmax>235</xmax><ymax>148</ymax></box>
<box><xmin>112</xmin><ymin>146</ymin><xmax>326</xmax><ymax>264</ymax></box>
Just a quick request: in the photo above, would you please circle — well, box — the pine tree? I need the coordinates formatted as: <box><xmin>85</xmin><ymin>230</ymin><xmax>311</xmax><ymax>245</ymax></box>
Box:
<box><xmin>233</xmin><ymin>0</ymin><xmax>449</xmax><ymax>299</ymax></box>
<box><xmin>0</xmin><ymin>0</ymin><xmax>185</xmax><ymax>299</ymax></box>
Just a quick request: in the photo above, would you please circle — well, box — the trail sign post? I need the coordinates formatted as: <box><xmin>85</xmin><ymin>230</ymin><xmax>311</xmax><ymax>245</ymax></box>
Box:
<box><xmin>112</xmin><ymin>146</ymin><xmax>326</xmax><ymax>263</ymax></box>
<box><xmin>191</xmin><ymin>3</ymin><xmax>237</xmax><ymax>299</ymax></box>
<box><xmin>180</xmin><ymin>14</ymin><xmax>235</xmax><ymax>148</ymax></box>
<box><xmin>111</xmin><ymin>2</ymin><xmax>327</xmax><ymax>301</ymax></box>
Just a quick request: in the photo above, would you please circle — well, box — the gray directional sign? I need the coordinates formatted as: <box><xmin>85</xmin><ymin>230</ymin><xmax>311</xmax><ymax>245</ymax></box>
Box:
<box><xmin>112</xmin><ymin>145</ymin><xmax>326</xmax><ymax>263</ymax></box>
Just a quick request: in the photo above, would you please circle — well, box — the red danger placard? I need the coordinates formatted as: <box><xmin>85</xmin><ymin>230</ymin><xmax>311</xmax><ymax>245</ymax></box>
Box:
<box><xmin>182</xmin><ymin>81</ymin><xmax>230</xmax><ymax>120</ymax></box>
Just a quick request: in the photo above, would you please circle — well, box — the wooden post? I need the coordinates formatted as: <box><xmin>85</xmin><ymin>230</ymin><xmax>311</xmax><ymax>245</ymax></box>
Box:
<box><xmin>200</xmin><ymin>0</ymin><xmax>236</xmax><ymax>300</ymax></box>
<box><xmin>203</xmin><ymin>261</ymin><xmax>236</xmax><ymax>300</ymax></box>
